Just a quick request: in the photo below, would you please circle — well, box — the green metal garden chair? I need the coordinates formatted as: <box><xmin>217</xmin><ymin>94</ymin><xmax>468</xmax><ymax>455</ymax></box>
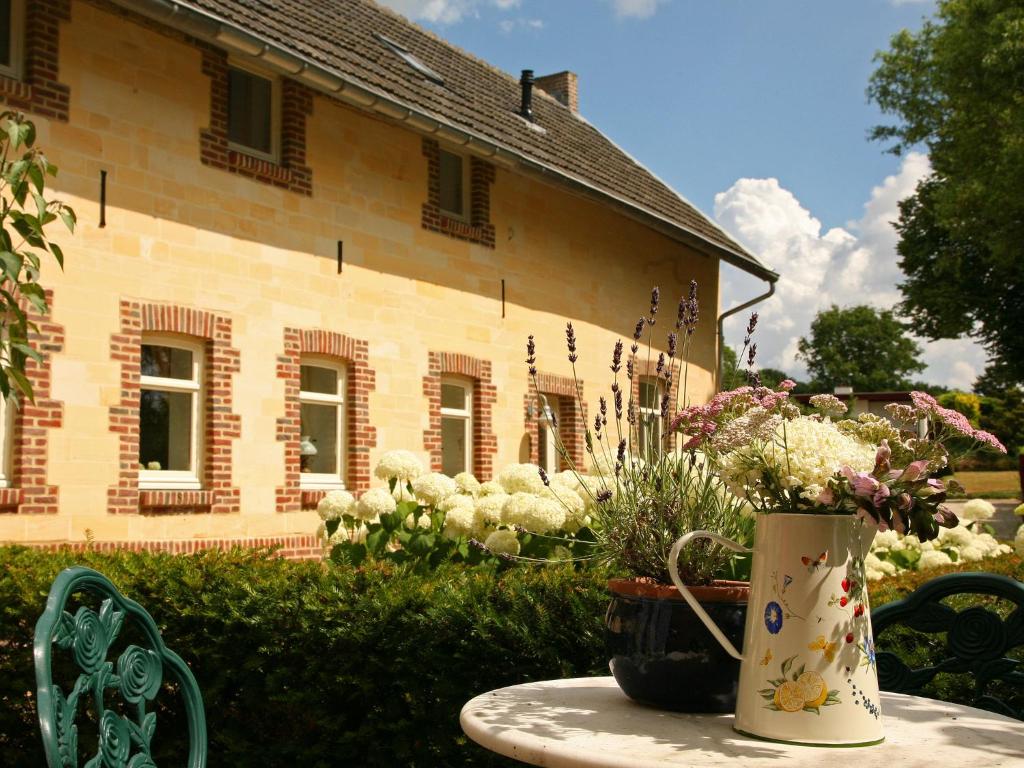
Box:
<box><xmin>34</xmin><ymin>566</ymin><xmax>207</xmax><ymax>767</ymax></box>
<box><xmin>872</xmin><ymin>571</ymin><xmax>1024</xmax><ymax>720</ymax></box>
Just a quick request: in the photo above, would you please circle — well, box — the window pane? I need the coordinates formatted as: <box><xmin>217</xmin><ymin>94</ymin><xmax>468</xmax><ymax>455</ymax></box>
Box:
<box><xmin>441</xmin><ymin>382</ymin><xmax>467</xmax><ymax>410</ymax></box>
<box><xmin>441</xmin><ymin>416</ymin><xmax>467</xmax><ymax>475</ymax></box>
<box><xmin>640</xmin><ymin>380</ymin><xmax>659</xmax><ymax>410</ymax></box>
<box><xmin>228</xmin><ymin>68</ymin><xmax>272</xmax><ymax>155</ymax></box>
<box><xmin>638</xmin><ymin>415</ymin><xmax>661</xmax><ymax>461</ymax></box>
<box><xmin>142</xmin><ymin>345</ymin><xmax>193</xmax><ymax>380</ymax></box>
<box><xmin>300</xmin><ymin>402</ymin><xmax>339</xmax><ymax>475</ymax></box>
<box><xmin>300</xmin><ymin>365</ymin><xmax>338</xmax><ymax>396</ymax></box>
<box><xmin>0</xmin><ymin>0</ymin><xmax>11</xmax><ymax>67</ymax></box>
<box><xmin>438</xmin><ymin>150</ymin><xmax>464</xmax><ymax>216</ymax></box>
<box><xmin>140</xmin><ymin>389</ymin><xmax>193</xmax><ymax>471</ymax></box>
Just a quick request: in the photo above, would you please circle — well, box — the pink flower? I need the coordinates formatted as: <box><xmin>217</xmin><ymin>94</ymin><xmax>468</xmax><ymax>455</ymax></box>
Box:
<box><xmin>816</xmin><ymin>486</ymin><xmax>835</xmax><ymax>505</ymax></box>
<box><xmin>872</xmin><ymin>483</ymin><xmax>891</xmax><ymax>508</ymax></box>
<box><xmin>842</xmin><ymin>466</ymin><xmax>879</xmax><ymax>498</ymax></box>
<box><xmin>897</xmin><ymin>459</ymin><xmax>931</xmax><ymax>483</ymax></box>
<box><xmin>779</xmin><ymin>379</ymin><xmax>797</xmax><ymax>391</ymax></box>
<box><xmin>910</xmin><ymin>391</ymin><xmax>939</xmax><ymax>411</ymax></box>
<box><xmin>974</xmin><ymin>430</ymin><xmax>1007</xmax><ymax>453</ymax></box>
<box><xmin>873</xmin><ymin>440</ymin><xmax>891</xmax><ymax>476</ymax></box>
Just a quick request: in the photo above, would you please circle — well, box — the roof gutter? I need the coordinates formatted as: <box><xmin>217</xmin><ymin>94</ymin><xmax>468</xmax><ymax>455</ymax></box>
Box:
<box><xmin>716</xmin><ymin>278</ymin><xmax>777</xmax><ymax>391</ymax></box>
<box><xmin>110</xmin><ymin>0</ymin><xmax>778</xmax><ymax>282</ymax></box>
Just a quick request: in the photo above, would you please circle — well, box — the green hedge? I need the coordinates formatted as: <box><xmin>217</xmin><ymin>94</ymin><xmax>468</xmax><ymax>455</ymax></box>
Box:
<box><xmin>0</xmin><ymin>546</ymin><xmax>609</xmax><ymax>767</ymax></box>
<box><xmin>2</xmin><ymin>546</ymin><xmax>1021</xmax><ymax>766</ymax></box>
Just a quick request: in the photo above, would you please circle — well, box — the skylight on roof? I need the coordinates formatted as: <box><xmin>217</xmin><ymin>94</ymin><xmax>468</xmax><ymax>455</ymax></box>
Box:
<box><xmin>374</xmin><ymin>33</ymin><xmax>444</xmax><ymax>86</ymax></box>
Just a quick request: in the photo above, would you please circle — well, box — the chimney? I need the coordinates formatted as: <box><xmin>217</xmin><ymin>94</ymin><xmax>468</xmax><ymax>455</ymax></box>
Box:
<box><xmin>535</xmin><ymin>71</ymin><xmax>579</xmax><ymax>113</ymax></box>
<box><xmin>519</xmin><ymin>69</ymin><xmax>534</xmax><ymax>121</ymax></box>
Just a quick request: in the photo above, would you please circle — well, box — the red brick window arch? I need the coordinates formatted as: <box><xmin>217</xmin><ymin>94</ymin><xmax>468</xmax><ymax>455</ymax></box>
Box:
<box><xmin>0</xmin><ymin>290</ymin><xmax>65</xmax><ymax>514</ymax></box>
<box><xmin>524</xmin><ymin>372</ymin><xmax>586</xmax><ymax>472</ymax></box>
<box><xmin>0</xmin><ymin>0</ymin><xmax>70</xmax><ymax>122</ymax></box>
<box><xmin>423</xmin><ymin>352</ymin><xmax>496</xmax><ymax>480</ymax></box>
<box><xmin>276</xmin><ymin>329</ymin><xmax>376</xmax><ymax>512</ymax></box>
<box><xmin>108</xmin><ymin>301</ymin><xmax>240</xmax><ymax>515</ymax></box>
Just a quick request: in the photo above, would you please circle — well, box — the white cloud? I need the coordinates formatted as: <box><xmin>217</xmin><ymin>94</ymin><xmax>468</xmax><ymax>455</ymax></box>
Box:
<box><xmin>610</xmin><ymin>0</ymin><xmax>668</xmax><ymax>20</ymax></box>
<box><xmin>499</xmin><ymin>17</ymin><xmax>544</xmax><ymax>33</ymax></box>
<box><xmin>378</xmin><ymin>0</ymin><xmax>518</xmax><ymax>25</ymax></box>
<box><xmin>715</xmin><ymin>153</ymin><xmax>988</xmax><ymax>390</ymax></box>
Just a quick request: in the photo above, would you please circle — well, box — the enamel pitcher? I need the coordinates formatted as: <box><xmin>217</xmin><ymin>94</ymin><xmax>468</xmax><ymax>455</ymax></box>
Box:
<box><xmin>669</xmin><ymin>513</ymin><xmax>884</xmax><ymax>746</ymax></box>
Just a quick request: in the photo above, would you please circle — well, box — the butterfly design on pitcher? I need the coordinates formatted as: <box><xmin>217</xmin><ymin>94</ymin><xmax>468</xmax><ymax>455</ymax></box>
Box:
<box><xmin>801</xmin><ymin>551</ymin><xmax>828</xmax><ymax>573</ymax></box>
<box><xmin>808</xmin><ymin>634</ymin><xmax>839</xmax><ymax>663</ymax></box>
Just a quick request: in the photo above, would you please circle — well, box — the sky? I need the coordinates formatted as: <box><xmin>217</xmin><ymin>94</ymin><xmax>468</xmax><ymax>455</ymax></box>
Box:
<box><xmin>377</xmin><ymin>0</ymin><xmax>987</xmax><ymax>390</ymax></box>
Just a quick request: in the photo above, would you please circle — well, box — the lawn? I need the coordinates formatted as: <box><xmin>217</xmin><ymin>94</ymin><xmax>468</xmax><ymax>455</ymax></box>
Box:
<box><xmin>950</xmin><ymin>470</ymin><xmax>1021</xmax><ymax>499</ymax></box>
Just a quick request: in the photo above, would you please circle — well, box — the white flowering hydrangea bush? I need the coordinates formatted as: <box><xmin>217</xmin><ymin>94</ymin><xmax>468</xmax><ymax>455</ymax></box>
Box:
<box><xmin>320</xmin><ymin>451</ymin><xmax>597</xmax><ymax>570</ymax></box>
<box><xmin>866</xmin><ymin>523</ymin><xmax>1013</xmax><ymax>580</ymax></box>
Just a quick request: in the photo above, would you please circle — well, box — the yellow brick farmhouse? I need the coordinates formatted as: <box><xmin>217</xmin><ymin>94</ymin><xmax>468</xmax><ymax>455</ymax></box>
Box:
<box><xmin>0</xmin><ymin>0</ymin><xmax>776</xmax><ymax>554</ymax></box>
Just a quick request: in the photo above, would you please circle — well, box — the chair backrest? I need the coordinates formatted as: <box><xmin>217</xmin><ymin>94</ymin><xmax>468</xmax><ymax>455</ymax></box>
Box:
<box><xmin>34</xmin><ymin>566</ymin><xmax>207</xmax><ymax>767</ymax></box>
<box><xmin>871</xmin><ymin>571</ymin><xmax>1024</xmax><ymax>720</ymax></box>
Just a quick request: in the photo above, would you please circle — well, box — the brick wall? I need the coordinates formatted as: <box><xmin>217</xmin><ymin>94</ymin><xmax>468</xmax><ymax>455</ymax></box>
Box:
<box><xmin>199</xmin><ymin>47</ymin><xmax>314</xmax><ymax>195</ymax></box>
<box><xmin>0</xmin><ymin>0</ymin><xmax>71</xmax><ymax>121</ymax></box>
<box><xmin>33</xmin><ymin>533</ymin><xmax>323</xmax><ymax>560</ymax></box>
<box><xmin>423</xmin><ymin>351</ymin><xmax>497</xmax><ymax>479</ymax></box>
<box><xmin>275</xmin><ymin>328</ymin><xmax>377</xmax><ymax>512</ymax></box>
<box><xmin>108</xmin><ymin>301</ymin><xmax>241</xmax><ymax>515</ymax></box>
<box><xmin>420</xmin><ymin>138</ymin><xmax>496</xmax><ymax>248</ymax></box>
<box><xmin>0</xmin><ymin>291</ymin><xmax>65</xmax><ymax>515</ymax></box>
<box><xmin>523</xmin><ymin>371</ymin><xmax>586</xmax><ymax>470</ymax></box>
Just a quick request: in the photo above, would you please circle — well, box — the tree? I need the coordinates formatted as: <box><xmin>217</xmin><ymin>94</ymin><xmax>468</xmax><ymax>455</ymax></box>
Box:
<box><xmin>868</xmin><ymin>0</ymin><xmax>1024</xmax><ymax>381</ymax></box>
<box><xmin>796</xmin><ymin>305</ymin><xmax>925</xmax><ymax>392</ymax></box>
<box><xmin>0</xmin><ymin>112</ymin><xmax>74</xmax><ymax>400</ymax></box>
<box><xmin>979</xmin><ymin>388</ymin><xmax>1024</xmax><ymax>456</ymax></box>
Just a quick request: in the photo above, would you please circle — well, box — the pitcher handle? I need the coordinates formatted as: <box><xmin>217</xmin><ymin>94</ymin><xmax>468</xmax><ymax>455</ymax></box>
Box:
<box><xmin>667</xmin><ymin>531</ymin><xmax>751</xmax><ymax>662</ymax></box>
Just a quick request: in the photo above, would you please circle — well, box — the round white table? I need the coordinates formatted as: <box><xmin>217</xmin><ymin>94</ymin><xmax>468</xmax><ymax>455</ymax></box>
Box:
<box><xmin>461</xmin><ymin>677</ymin><xmax>1024</xmax><ymax>767</ymax></box>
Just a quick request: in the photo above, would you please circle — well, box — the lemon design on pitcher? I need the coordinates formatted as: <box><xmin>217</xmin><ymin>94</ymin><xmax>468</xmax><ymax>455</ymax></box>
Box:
<box><xmin>760</xmin><ymin>656</ymin><xmax>841</xmax><ymax>714</ymax></box>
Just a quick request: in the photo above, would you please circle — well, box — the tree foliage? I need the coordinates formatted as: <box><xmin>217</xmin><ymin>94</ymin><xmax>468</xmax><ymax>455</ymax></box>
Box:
<box><xmin>868</xmin><ymin>0</ymin><xmax>1024</xmax><ymax>380</ymax></box>
<box><xmin>0</xmin><ymin>111</ymin><xmax>75</xmax><ymax>401</ymax></box>
<box><xmin>796</xmin><ymin>305</ymin><xmax>925</xmax><ymax>392</ymax></box>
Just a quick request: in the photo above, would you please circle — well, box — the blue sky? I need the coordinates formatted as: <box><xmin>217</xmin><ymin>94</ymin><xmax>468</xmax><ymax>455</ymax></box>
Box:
<box><xmin>379</xmin><ymin>0</ymin><xmax>985</xmax><ymax>389</ymax></box>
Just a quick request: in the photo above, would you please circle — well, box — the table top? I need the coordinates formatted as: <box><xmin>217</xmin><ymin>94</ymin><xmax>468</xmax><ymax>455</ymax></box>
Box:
<box><xmin>460</xmin><ymin>677</ymin><xmax>1024</xmax><ymax>768</ymax></box>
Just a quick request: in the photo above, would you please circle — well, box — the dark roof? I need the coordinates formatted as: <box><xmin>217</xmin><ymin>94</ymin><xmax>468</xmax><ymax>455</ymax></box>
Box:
<box><xmin>138</xmin><ymin>0</ymin><xmax>775</xmax><ymax>279</ymax></box>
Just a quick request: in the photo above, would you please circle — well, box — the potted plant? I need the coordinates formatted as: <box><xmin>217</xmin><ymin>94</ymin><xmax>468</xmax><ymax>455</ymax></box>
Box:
<box><xmin>668</xmin><ymin>381</ymin><xmax>1007</xmax><ymax>744</ymax></box>
<box><xmin>522</xmin><ymin>284</ymin><xmax>755</xmax><ymax>712</ymax></box>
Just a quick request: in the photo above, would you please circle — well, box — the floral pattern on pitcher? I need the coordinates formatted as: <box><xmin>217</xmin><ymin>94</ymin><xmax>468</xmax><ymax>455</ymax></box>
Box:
<box><xmin>759</xmin><ymin>655</ymin><xmax>841</xmax><ymax>714</ymax></box>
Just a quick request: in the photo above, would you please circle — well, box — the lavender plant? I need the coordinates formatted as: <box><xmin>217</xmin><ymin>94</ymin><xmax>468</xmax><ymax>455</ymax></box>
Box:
<box><xmin>524</xmin><ymin>283</ymin><xmax>753</xmax><ymax>586</ymax></box>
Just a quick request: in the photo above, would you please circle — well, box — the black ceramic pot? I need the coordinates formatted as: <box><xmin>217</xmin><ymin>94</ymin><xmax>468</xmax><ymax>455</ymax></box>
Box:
<box><xmin>605</xmin><ymin>579</ymin><xmax>747</xmax><ymax>713</ymax></box>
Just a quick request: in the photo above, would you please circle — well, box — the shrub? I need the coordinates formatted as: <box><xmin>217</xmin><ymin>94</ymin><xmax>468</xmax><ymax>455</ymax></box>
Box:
<box><xmin>0</xmin><ymin>546</ymin><xmax>609</xmax><ymax>767</ymax></box>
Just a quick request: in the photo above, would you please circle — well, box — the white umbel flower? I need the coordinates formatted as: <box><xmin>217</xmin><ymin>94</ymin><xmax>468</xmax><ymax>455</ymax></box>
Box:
<box><xmin>442</xmin><ymin>502</ymin><xmax>476</xmax><ymax>540</ymax></box>
<box><xmin>498</xmin><ymin>463</ymin><xmax>546</xmax><ymax>494</ymax></box>
<box><xmin>374</xmin><ymin>450</ymin><xmax>425</xmax><ymax>483</ymax></box>
<box><xmin>356</xmin><ymin>488</ymin><xmax>396</xmax><ymax>521</ymax></box>
<box><xmin>918</xmin><ymin>549</ymin><xmax>954</xmax><ymax>570</ymax></box>
<box><xmin>960</xmin><ymin>499</ymin><xmax>996</xmax><ymax>522</ymax></box>
<box><xmin>501</xmin><ymin>492</ymin><xmax>566</xmax><ymax>534</ymax></box>
<box><xmin>478</xmin><ymin>480</ymin><xmax>506</xmax><ymax>497</ymax></box>
<box><xmin>317</xmin><ymin>490</ymin><xmax>355</xmax><ymax>521</ymax></box>
<box><xmin>473</xmin><ymin>494</ymin><xmax>508</xmax><ymax>537</ymax></box>
<box><xmin>454</xmin><ymin>472</ymin><xmax>481</xmax><ymax>496</ymax></box>
<box><xmin>412</xmin><ymin>472</ymin><xmax>458</xmax><ymax>507</ymax></box>
<box><xmin>484</xmin><ymin>528</ymin><xmax>520</xmax><ymax>557</ymax></box>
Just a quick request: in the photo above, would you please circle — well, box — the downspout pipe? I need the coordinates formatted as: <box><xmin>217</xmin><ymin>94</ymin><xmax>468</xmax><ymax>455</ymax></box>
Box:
<box><xmin>716</xmin><ymin>278</ymin><xmax>777</xmax><ymax>391</ymax></box>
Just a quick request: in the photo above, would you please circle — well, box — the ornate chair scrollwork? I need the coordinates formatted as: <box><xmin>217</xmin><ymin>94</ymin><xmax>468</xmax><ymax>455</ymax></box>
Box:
<box><xmin>34</xmin><ymin>567</ymin><xmax>207</xmax><ymax>767</ymax></box>
<box><xmin>872</xmin><ymin>571</ymin><xmax>1024</xmax><ymax>720</ymax></box>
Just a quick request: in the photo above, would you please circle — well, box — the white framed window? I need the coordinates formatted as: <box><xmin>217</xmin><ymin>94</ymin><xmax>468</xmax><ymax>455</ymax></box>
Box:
<box><xmin>441</xmin><ymin>376</ymin><xmax>473</xmax><ymax>476</ymax></box>
<box><xmin>0</xmin><ymin>0</ymin><xmax>25</xmax><ymax>80</ymax></box>
<box><xmin>438</xmin><ymin>148</ymin><xmax>469</xmax><ymax>220</ymax></box>
<box><xmin>637</xmin><ymin>377</ymin><xmax>664</xmax><ymax>460</ymax></box>
<box><xmin>537</xmin><ymin>394</ymin><xmax>559</xmax><ymax>475</ymax></box>
<box><xmin>227</xmin><ymin>61</ymin><xmax>279</xmax><ymax>162</ymax></box>
<box><xmin>299</xmin><ymin>359</ymin><xmax>346</xmax><ymax>490</ymax></box>
<box><xmin>138</xmin><ymin>338</ymin><xmax>203</xmax><ymax>490</ymax></box>
<box><xmin>0</xmin><ymin>394</ymin><xmax>14</xmax><ymax>488</ymax></box>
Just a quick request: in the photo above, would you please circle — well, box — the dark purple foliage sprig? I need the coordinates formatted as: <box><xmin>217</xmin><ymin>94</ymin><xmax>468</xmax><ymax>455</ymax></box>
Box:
<box><xmin>566</xmin><ymin>323</ymin><xmax>578</xmax><ymax>363</ymax></box>
<box><xmin>611</xmin><ymin>339</ymin><xmax>623</xmax><ymax>373</ymax></box>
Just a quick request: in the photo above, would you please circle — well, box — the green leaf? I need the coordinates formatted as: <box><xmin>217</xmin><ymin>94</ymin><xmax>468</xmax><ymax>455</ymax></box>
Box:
<box><xmin>6</xmin><ymin>119</ymin><xmax>20</xmax><ymax>149</ymax></box>
<box><xmin>59</xmin><ymin>207</ymin><xmax>76</xmax><ymax>234</ymax></box>
<box><xmin>28</xmin><ymin>165</ymin><xmax>44</xmax><ymax>196</ymax></box>
<box><xmin>365</xmin><ymin>528</ymin><xmax>388</xmax><ymax>556</ymax></box>
<box><xmin>0</xmin><ymin>250</ymin><xmax>22</xmax><ymax>278</ymax></box>
<box><xmin>325</xmin><ymin>519</ymin><xmax>341</xmax><ymax>537</ymax></box>
<box><xmin>781</xmin><ymin>655</ymin><xmax>795</xmax><ymax>677</ymax></box>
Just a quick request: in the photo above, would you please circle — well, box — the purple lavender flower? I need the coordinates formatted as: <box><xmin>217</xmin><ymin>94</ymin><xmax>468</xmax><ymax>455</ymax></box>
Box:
<box><xmin>526</xmin><ymin>335</ymin><xmax>536</xmax><ymax>376</ymax></box>
<box><xmin>593</xmin><ymin>413</ymin><xmax>602</xmax><ymax>437</ymax></box>
<box><xmin>614</xmin><ymin>387</ymin><xmax>623</xmax><ymax>419</ymax></box>
<box><xmin>627</xmin><ymin>400</ymin><xmax>636</xmax><ymax>425</ymax></box>
<box><xmin>626</xmin><ymin>358</ymin><xmax>634</xmax><ymax>380</ymax></box>
<box><xmin>648</xmin><ymin>286</ymin><xmax>660</xmax><ymax>325</ymax></box>
<box><xmin>676</xmin><ymin>296</ymin><xmax>687</xmax><ymax>330</ymax></box>
<box><xmin>667</xmin><ymin>332</ymin><xmax>677</xmax><ymax>359</ymax></box>
<box><xmin>599</xmin><ymin>396</ymin><xmax>608</xmax><ymax>427</ymax></box>
<box><xmin>538</xmin><ymin>466</ymin><xmax>550</xmax><ymax>486</ymax></box>
<box><xmin>747</xmin><ymin>343</ymin><xmax>757</xmax><ymax>368</ymax></box>
<box><xmin>566</xmin><ymin>322</ymin><xmax>578</xmax><ymax>363</ymax></box>
<box><xmin>596</xmin><ymin>490</ymin><xmax>612</xmax><ymax>503</ymax></box>
<box><xmin>661</xmin><ymin>392</ymin><xmax>671</xmax><ymax>420</ymax></box>
<box><xmin>633</xmin><ymin>317</ymin><xmax>645</xmax><ymax>342</ymax></box>
<box><xmin>656</xmin><ymin>352</ymin><xmax>665</xmax><ymax>375</ymax></box>
<box><xmin>610</xmin><ymin>339</ymin><xmax>623</xmax><ymax>373</ymax></box>
<box><xmin>617</xmin><ymin>438</ymin><xmax>626</xmax><ymax>464</ymax></box>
